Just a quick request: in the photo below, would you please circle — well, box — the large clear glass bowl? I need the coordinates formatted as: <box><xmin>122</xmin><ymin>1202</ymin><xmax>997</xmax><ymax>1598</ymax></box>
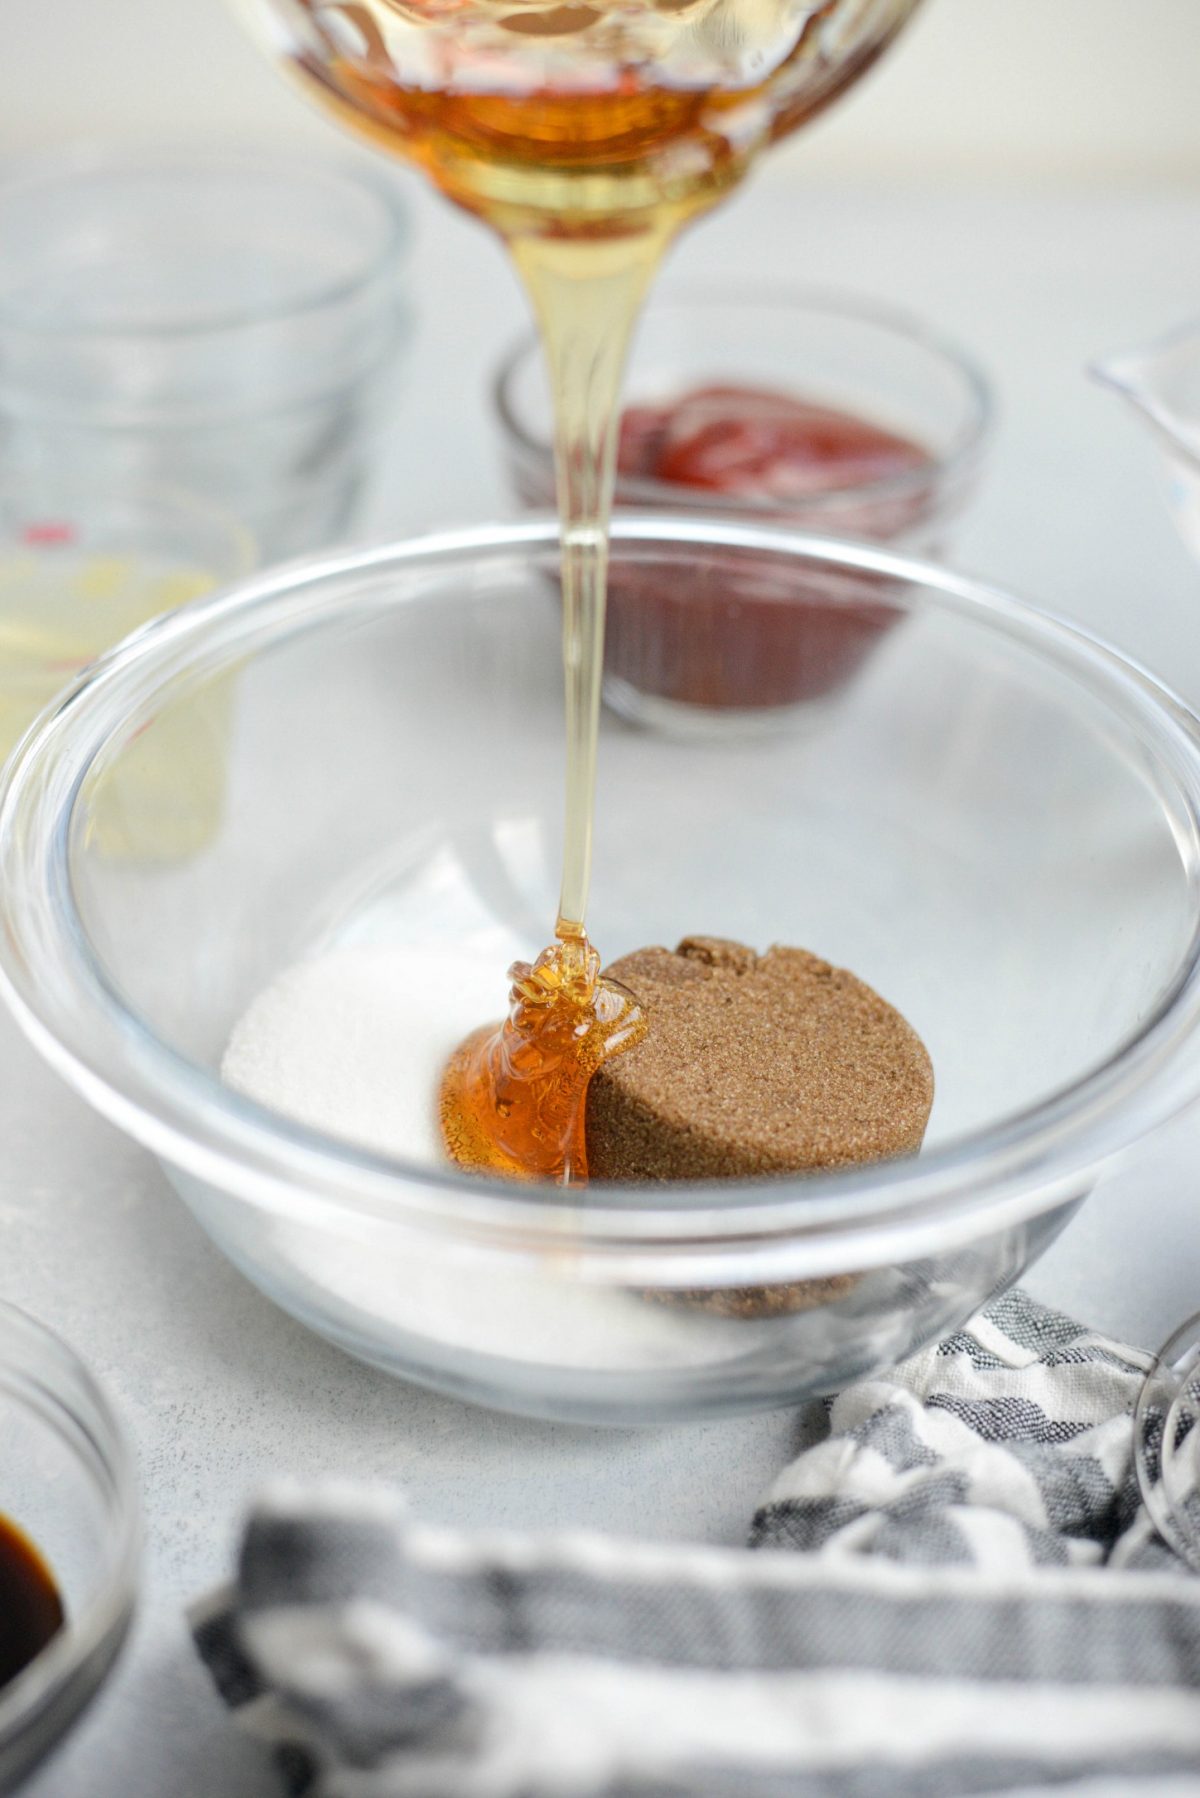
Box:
<box><xmin>2</xmin><ymin>518</ymin><xmax>1200</xmax><ymax>1424</ymax></box>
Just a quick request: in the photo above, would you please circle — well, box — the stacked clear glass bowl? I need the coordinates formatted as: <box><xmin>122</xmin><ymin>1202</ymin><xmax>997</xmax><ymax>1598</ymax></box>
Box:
<box><xmin>1</xmin><ymin>518</ymin><xmax>1199</xmax><ymax>1423</ymax></box>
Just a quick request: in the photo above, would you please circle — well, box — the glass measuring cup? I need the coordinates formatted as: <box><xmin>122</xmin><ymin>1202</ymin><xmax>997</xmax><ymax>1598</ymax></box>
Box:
<box><xmin>1094</xmin><ymin>318</ymin><xmax>1200</xmax><ymax>566</ymax></box>
<box><xmin>0</xmin><ymin>471</ymin><xmax>254</xmax><ymax>856</ymax></box>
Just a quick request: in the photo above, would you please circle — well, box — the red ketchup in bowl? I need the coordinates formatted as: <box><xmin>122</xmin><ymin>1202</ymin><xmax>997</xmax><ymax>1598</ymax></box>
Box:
<box><xmin>619</xmin><ymin>385</ymin><xmax>928</xmax><ymax>498</ymax></box>
<box><xmin>607</xmin><ymin>384</ymin><xmax>934</xmax><ymax>713</ymax></box>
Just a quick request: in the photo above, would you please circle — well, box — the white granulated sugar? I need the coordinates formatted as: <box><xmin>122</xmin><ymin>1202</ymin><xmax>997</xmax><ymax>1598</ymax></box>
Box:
<box><xmin>221</xmin><ymin>945</ymin><xmax>760</xmax><ymax>1368</ymax></box>
<box><xmin>222</xmin><ymin>945</ymin><xmax>504</xmax><ymax>1167</ymax></box>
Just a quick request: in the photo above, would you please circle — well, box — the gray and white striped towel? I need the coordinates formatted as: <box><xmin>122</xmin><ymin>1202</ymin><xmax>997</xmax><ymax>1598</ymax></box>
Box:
<box><xmin>193</xmin><ymin>1290</ymin><xmax>1200</xmax><ymax>1797</ymax></box>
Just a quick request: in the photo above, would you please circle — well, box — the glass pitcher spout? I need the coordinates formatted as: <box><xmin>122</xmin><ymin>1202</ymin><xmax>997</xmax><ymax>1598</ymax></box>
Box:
<box><xmin>1093</xmin><ymin>316</ymin><xmax>1200</xmax><ymax>564</ymax></box>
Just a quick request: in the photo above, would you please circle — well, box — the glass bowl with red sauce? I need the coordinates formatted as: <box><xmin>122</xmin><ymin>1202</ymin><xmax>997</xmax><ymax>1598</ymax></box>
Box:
<box><xmin>0</xmin><ymin>1302</ymin><xmax>138</xmax><ymax>1791</ymax></box>
<box><xmin>494</xmin><ymin>288</ymin><xmax>992</xmax><ymax>729</ymax></box>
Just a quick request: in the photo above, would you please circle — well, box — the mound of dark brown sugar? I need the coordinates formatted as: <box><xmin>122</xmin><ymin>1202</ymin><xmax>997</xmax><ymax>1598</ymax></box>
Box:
<box><xmin>586</xmin><ymin>936</ymin><xmax>933</xmax><ymax>1184</ymax></box>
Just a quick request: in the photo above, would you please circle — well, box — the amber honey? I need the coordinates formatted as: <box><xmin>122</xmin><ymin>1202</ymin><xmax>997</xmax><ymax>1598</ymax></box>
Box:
<box><xmin>439</xmin><ymin>931</ymin><xmax>645</xmax><ymax>1182</ymax></box>
<box><xmin>280</xmin><ymin>0</ymin><xmax>919</xmax><ymax>235</ymax></box>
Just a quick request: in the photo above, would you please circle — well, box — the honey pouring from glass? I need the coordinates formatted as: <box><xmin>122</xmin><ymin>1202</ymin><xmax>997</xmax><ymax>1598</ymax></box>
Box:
<box><xmin>230</xmin><ymin>0</ymin><xmax>925</xmax><ymax>1181</ymax></box>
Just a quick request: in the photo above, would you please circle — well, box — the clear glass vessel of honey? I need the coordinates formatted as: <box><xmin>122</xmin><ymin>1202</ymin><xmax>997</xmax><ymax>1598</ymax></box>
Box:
<box><xmin>231</xmin><ymin>0</ymin><xmax>925</xmax><ymax>1181</ymax></box>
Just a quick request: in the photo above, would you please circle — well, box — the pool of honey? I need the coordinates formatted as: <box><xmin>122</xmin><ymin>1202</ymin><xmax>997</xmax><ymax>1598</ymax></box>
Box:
<box><xmin>439</xmin><ymin>931</ymin><xmax>645</xmax><ymax>1182</ymax></box>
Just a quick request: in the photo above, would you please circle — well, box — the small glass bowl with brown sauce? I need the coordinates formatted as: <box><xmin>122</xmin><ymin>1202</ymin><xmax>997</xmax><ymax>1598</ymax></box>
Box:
<box><xmin>0</xmin><ymin>1301</ymin><xmax>138</xmax><ymax>1792</ymax></box>
<box><xmin>494</xmin><ymin>285</ymin><xmax>992</xmax><ymax>732</ymax></box>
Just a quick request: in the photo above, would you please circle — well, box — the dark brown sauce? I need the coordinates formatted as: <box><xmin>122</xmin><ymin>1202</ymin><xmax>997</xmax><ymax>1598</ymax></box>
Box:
<box><xmin>0</xmin><ymin>1515</ymin><xmax>64</xmax><ymax>1690</ymax></box>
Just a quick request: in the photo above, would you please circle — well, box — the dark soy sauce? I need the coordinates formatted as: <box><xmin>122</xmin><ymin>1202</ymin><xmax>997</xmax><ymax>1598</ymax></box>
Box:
<box><xmin>0</xmin><ymin>1515</ymin><xmax>64</xmax><ymax>1689</ymax></box>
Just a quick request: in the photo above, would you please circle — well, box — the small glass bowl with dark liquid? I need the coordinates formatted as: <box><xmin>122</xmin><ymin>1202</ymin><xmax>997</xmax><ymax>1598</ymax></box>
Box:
<box><xmin>0</xmin><ymin>1301</ymin><xmax>137</xmax><ymax>1792</ymax></box>
<box><xmin>495</xmin><ymin>286</ymin><xmax>992</xmax><ymax>732</ymax></box>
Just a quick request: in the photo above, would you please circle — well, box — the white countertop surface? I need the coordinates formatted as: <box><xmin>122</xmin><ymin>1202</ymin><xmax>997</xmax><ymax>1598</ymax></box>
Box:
<box><xmin>6</xmin><ymin>177</ymin><xmax>1200</xmax><ymax>1794</ymax></box>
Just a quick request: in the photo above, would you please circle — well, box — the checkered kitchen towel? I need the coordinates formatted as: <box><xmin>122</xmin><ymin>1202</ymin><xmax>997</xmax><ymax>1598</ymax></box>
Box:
<box><xmin>192</xmin><ymin>1291</ymin><xmax>1200</xmax><ymax>1797</ymax></box>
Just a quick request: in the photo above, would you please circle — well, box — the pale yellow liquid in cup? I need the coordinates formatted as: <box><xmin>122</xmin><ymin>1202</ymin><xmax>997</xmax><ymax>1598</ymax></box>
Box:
<box><xmin>0</xmin><ymin>550</ymin><xmax>232</xmax><ymax>858</ymax></box>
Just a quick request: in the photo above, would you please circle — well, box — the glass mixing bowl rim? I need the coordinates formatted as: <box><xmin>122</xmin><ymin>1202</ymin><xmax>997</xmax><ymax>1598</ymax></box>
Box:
<box><xmin>493</xmin><ymin>283</ymin><xmax>994</xmax><ymax>514</ymax></box>
<box><xmin>0</xmin><ymin>143</ymin><xmax>410</xmax><ymax>342</ymax></box>
<box><xmin>0</xmin><ymin>1299</ymin><xmax>139</xmax><ymax>1752</ymax></box>
<box><xmin>2</xmin><ymin>516</ymin><xmax>1200</xmax><ymax>1257</ymax></box>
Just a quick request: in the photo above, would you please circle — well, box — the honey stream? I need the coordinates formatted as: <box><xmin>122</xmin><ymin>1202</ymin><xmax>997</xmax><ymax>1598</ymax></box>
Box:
<box><xmin>440</xmin><ymin>224</ymin><xmax>681</xmax><ymax>1183</ymax></box>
